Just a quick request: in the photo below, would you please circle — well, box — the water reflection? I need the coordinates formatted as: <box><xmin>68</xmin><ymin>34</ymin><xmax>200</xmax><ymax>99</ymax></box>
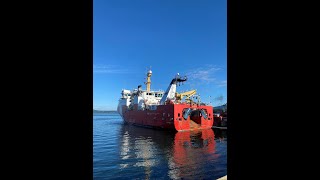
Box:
<box><xmin>119</xmin><ymin>125</ymin><xmax>175</xmax><ymax>179</ymax></box>
<box><xmin>213</xmin><ymin>128</ymin><xmax>227</xmax><ymax>142</ymax></box>
<box><xmin>169</xmin><ymin>129</ymin><xmax>216</xmax><ymax>179</ymax></box>
<box><xmin>118</xmin><ymin>125</ymin><xmax>225</xmax><ymax>179</ymax></box>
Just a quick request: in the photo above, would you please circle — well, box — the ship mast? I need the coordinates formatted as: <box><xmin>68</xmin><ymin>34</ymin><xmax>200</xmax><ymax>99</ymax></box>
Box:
<box><xmin>145</xmin><ymin>69</ymin><xmax>152</xmax><ymax>92</ymax></box>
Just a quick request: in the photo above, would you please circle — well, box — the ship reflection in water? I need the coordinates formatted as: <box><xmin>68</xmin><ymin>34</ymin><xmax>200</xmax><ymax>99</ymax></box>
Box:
<box><xmin>118</xmin><ymin>124</ymin><xmax>227</xmax><ymax>179</ymax></box>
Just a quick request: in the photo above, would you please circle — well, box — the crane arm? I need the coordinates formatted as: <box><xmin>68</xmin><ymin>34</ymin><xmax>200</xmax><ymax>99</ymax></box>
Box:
<box><xmin>159</xmin><ymin>74</ymin><xmax>187</xmax><ymax>105</ymax></box>
<box><xmin>175</xmin><ymin>90</ymin><xmax>197</xmax><ymax>101</ymax></box>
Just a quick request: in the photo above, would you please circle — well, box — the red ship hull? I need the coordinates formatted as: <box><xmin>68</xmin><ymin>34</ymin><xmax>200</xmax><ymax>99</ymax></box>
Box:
<box><xmin>121</xmin><ymin>103</ymin><xmax>214</xmax><ymax>131</ymax></box>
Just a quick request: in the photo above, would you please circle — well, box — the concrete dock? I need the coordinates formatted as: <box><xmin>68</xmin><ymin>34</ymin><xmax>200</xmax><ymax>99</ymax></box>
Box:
<box><xmin>212</xmin><ymin>126</ymin><xmax>227</xmax><ymax>130</ymax></box>
<box><xmin>217</xmin><ymin>175</ymin><xmax>227</xmax><ymax>180</ymax></box>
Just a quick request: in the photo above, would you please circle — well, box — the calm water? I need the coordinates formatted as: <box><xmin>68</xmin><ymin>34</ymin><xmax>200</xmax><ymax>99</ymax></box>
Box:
<box><xmin>93</xmin><ymin>112</ymin><xmax>227</xmax><ymax>180</ymax></box>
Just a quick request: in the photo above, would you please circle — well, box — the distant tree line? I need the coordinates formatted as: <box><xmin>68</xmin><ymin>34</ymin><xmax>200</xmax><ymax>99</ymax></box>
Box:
<box><xmin>93</xmin><ymin>110</ymin><xmax>116</xmax><ymax>113</ymax></box>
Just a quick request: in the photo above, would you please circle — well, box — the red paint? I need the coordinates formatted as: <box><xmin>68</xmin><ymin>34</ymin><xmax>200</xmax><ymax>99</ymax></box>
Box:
<box><xmin>122</xmin><ymin>103</ymin><xmax>214</xmax><ymax>131</ymax></box>
<box><xmin>172</xmin><ymin>128</ymin><xmax>216</xmax><ymax>177</ymax></box>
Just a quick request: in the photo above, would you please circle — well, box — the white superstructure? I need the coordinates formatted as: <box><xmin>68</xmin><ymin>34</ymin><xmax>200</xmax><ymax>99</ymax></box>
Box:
<box><xmin>117</xmin><ymin>70</ymin><xmax>188</xmax><ymax>116</ymax></box>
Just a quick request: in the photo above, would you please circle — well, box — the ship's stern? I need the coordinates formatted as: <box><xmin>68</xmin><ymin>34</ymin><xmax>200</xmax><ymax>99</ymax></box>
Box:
<box><xmin>173</xmin><ymin>104</ymin><xmax>213</xmax><ymax>131</ymax></box>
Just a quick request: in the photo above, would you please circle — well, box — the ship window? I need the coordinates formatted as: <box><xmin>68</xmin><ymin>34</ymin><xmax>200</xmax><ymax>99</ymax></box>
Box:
<box><xmin>178</xmin><ymin>113</ymin><xmax>180</xmax><ymax>117</ymax></box>
<box><xmin>155</xmin><ymin>94</ymin><xmax>158</xmax><ymax>97</ymax></box>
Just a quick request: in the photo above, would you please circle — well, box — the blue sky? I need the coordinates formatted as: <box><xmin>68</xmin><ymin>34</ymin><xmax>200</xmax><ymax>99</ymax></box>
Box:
<box><xmin>94</xmin><ymin>0</ymin><xmax>227</xmax><ymax>110</ymax></box>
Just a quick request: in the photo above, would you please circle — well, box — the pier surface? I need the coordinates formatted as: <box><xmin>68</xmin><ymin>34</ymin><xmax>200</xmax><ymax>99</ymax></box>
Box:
<box><xmin>217</xmin><ymin>175</ymin><xmax>227</xmax><ymax>180</ymax></box>
<box><xmin>212</xmin><ymin>126</ymin><xmax>227</xmax><ymax>130</ymax></box>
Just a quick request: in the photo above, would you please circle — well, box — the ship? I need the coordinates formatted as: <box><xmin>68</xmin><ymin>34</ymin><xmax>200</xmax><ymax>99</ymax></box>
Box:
<box><xmin>213</xmin><ymin>103</ymin><xmax>227</xmax><ymax>127</ymax></box>
<box><xmin>117</xmin><ymin>70</ymin><xmax>214</xmax><ymax>131</ymax></box>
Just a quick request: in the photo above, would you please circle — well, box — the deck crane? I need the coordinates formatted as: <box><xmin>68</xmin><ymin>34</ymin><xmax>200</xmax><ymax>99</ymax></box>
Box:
<box><xmin>175</xmin><ymin>90</ymin><xmax>197</xmax><ymax>103</ymax></box>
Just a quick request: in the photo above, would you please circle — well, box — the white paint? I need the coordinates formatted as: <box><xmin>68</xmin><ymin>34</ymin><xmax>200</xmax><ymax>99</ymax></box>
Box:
<box><xmin>160</xmin><ymin>84</ymin><xmax>177</xmax><ymax>105</ymax></box>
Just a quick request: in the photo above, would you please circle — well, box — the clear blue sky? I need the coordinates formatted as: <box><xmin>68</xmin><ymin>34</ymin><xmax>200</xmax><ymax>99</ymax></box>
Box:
<box><xmin>94</xmin><ymin>0</ymin><xmax>227</xmax><ymax>111</ymax></box>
